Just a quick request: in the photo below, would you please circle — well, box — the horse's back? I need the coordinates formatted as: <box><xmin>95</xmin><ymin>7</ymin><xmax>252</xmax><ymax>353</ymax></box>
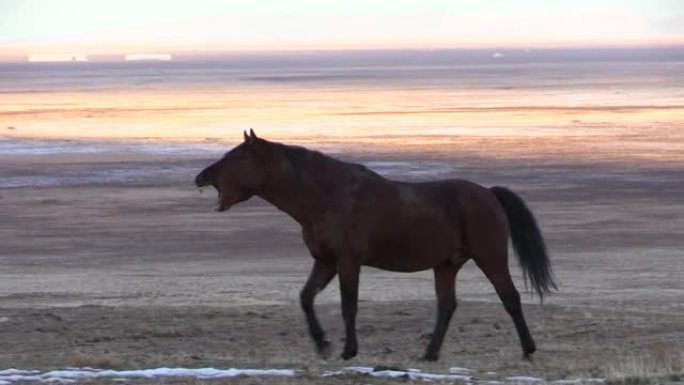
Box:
<box><xmin>341</xmin><ymin>176</ymin><xmax>506</xmax><ymax>271</ymax></box>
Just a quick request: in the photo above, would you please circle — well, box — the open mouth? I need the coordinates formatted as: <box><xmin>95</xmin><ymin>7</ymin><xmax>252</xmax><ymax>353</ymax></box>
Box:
<box><xmin>208</xmin><ymin>183</ymin><xmax>230</xmax><ymax>212</ymax></box>
<box><xmin>213</xmin><ymin>185</ymin><xmax>230</xmax><ymax>212</ymax></box>
<box><xmin>196</xmin><ymin>181</ymin><xmax>229</xmax><ymax>212</ymax></box>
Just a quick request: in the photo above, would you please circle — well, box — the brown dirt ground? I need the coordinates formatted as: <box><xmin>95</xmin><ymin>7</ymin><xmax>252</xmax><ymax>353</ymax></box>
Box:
<box><xmin>1</xmin><ymin>150</ymin><xmax>683</xmax><ymax>384</ymax></box>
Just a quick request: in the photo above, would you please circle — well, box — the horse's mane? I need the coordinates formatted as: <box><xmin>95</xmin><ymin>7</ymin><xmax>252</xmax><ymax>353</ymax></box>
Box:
<box><xmin>281</xmin><ymin>143</ymin><xmax>370</xmax><ymax>181</ymax></box>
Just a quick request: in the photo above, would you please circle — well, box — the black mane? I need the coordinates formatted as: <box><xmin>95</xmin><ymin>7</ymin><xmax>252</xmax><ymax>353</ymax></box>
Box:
<box><xmin>282</xmin><ymin>142</ymin><xmax>371</xmax><ymax>181</ymax></box>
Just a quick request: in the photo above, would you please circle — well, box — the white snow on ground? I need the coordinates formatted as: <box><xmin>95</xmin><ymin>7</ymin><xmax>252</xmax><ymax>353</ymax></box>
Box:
<box><xmin>0</xmin><ymin>367</ymin><xmax>606</xmax><ymax>384</ymax></box>
<box><xmin>506</xmin><ymin>376</ymin><xmax>544</xmax><ymax>382</ymax></box>
<box><xmin>0</xmin><ymin>368</ymin><xmax>295</xmax><ymax>385</ymax></box>
<box><xmin>450</xmin><ymin>366</ymin><xmax>475</xmax><ymax>374</ymax></box>
<box><xmin>323</xmin><ymin>366</ymin><xmax>472</xmax><ymax>382</ymax></box>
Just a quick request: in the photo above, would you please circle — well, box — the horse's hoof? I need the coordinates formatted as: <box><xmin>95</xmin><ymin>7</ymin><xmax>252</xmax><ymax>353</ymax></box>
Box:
<box><xmin>316</xmin><ymin>340</ymin><xmax>332</xmax><ymax>360</ymax></box>
<box><xmin>522</xmin><ymin>345</ymin><xmax>536</xmax><ymax>361</ymax></box>
<box><xmin>340</xmin><ymin>349</ymin><xmax>357</xmax><ymax>360</ymax></box>
<box><xmin>421</xmin><ymin>353</ymin><xmax>439</xmax><ymax>362</ymax></box>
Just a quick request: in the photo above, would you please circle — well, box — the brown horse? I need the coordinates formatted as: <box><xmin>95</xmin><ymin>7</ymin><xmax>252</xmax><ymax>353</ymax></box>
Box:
<box><xmin>195</xmin><ymin>130</ymin><xmax>556</xmax><ymax>361</ymax></box>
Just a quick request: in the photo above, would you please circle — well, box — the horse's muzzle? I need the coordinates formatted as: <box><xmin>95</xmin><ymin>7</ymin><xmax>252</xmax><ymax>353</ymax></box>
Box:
<box><xmin>194</xmin><ymin>172</ymin><xmax>211</xmax><ymax>188</ymax></box>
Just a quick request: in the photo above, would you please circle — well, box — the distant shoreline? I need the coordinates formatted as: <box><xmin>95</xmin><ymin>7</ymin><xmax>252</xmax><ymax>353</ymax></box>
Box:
<box><xmin>2</xmin><ymin>44</ymin><xmax>684</xmax><ymax>64</ymax></box>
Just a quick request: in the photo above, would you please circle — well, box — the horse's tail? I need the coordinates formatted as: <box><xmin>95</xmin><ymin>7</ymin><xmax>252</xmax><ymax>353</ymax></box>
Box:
<box><xmin>491</xmin><ymin>186</ymin><xmax>557</xmax><ymax>301</ymax></box>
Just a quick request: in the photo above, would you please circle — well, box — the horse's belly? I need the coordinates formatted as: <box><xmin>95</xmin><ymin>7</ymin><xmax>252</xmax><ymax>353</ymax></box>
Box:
<box><xmin>364</xmin><ymin>220</ymin><xmax>458</xmax><ymax>272</ymax></box>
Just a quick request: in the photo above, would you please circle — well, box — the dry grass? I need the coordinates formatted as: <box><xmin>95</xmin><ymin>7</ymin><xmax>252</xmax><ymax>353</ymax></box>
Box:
<box><xmin>68</xmin><ymin>350</ymin><xmax>127</xmax><ymax>369</ymax></box>
<box><xmin>2</xmin><ymin>302</ymin><xmax>682</xmax><ymax>383</ymax></box>
<box><xmin>604</xmin><ymin>351</ymin><xmax>684</xmax><ymax>385</ymax></box>
<box><xmin>10</xmin><ymin>347</ymin><xmax>684</xmax><ymax>384</ymax></box>
<box><xmin>62</xmin><ymin>377</ymin><xmax>440</xmax><ymax>385</ymax></box>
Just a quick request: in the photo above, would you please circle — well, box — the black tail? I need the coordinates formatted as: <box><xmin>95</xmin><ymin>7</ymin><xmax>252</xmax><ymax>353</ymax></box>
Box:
<box><xmin>491</xmin><ymin>186</ymin><xmax>557</xmax><ymax>301</ymax></box>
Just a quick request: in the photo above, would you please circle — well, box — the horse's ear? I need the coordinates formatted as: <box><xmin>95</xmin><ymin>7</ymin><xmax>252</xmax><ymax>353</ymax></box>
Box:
<box><xmin>244</xmin><ymin>129</ymin><xmax>258</xmax><ymax>145</ymax></box>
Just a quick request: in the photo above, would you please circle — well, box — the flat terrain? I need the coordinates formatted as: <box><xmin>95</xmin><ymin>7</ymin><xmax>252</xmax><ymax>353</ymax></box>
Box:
<box><xmin>1</xmin><ymin>146</ymin><xmax>683</xmax><ymax>383</ymax></box>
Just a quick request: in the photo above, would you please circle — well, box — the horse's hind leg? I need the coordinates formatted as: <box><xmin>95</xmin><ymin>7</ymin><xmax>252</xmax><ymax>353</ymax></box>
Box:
<box><xmin>300</xmin><ymin>260</ymin><xmax>337</xmax><ymax>358</ymax></box>
<box><xmin>337</xmin><ymin>258</ymin><xmax>361</xmax><ymax>360</ymax></box>
<box><xmin>474</xmin><ymin>254</ymin><xmax>536</xmax><ymax>358</ymax></box>
<box><xmin>423</xmin><ymin>260</ymin><xmax>463</xmax><ymax>361</ymax></box>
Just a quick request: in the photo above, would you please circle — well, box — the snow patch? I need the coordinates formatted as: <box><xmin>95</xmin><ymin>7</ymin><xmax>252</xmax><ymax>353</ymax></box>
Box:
<box><xmin>323</xmin><ymin>366</ymin><xmax>471</xmax><ymax>382</ymax></box>
<box><xmin>0</xmin><ymin>366</ymin><xmax>607</xmax><ymax>384</ymax></box>
<box><xmin>450</xmin><ymin>366</ymin><xmax>475</xmax><ymax>373</ymax></box>
<box><xmin>0</xmin><ymin>367</ymin><xmax>295</xmax><ymax>384</ymax></box>
<box><xmin>506</xmin><ymin>376</ymin><xmax>544</xmax><ymax>382</ymax></box>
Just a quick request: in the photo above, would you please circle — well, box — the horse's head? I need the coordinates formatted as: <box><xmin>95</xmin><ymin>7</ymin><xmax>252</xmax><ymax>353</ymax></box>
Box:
<box><xmin>195</xmin><ymin>129</ymin><xmax>275</xmax><ymax>212</ymax></box>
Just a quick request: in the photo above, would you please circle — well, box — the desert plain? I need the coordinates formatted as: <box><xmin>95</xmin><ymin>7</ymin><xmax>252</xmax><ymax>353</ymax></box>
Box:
<box><xmin>0</xmin><ymin>138</ymin><xmax>683</xmax><ymax>384</ymax></box>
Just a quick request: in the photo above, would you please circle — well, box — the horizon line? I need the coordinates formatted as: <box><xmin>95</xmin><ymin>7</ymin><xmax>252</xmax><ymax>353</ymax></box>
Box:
<box><xmin>1</xmin><ymin>41</ymin><xmax>683</xmax><ymax>63</ymax></box>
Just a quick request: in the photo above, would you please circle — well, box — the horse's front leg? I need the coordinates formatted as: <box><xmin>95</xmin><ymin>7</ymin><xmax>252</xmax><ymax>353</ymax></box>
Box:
<box><xmin>338</xmin><ymin>258</ymin><xmax>361</xmax><ymax>360</ymax></box>
<box><xmin>300</xmin><ymin>260</ymin><xmax>337</xmax><ymax>358</ymax></box>
<box><xmin>423</xmin><ymin>261</ymin><xmax>459</xmax><ymax>361</ymax></box>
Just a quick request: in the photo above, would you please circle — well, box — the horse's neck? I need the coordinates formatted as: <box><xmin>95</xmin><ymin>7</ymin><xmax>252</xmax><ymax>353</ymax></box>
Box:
<box><xmin>257</xmin><ymin>162</ymin><xmax>330</xmax><ymax>225</ymax></box>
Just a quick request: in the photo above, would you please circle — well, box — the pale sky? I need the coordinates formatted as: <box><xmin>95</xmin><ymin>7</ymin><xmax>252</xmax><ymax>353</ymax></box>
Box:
<box><xmin>1</xmin><ymin>0</ymin><xmax>683</xmax><ymax>59</ymax></box>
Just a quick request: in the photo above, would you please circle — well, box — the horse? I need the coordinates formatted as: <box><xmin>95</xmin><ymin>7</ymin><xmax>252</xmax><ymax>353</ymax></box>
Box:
<box><xmin>194</xmin><ymin>129</ymin><xmax>556</xmax><ymax>361</ymax></box>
